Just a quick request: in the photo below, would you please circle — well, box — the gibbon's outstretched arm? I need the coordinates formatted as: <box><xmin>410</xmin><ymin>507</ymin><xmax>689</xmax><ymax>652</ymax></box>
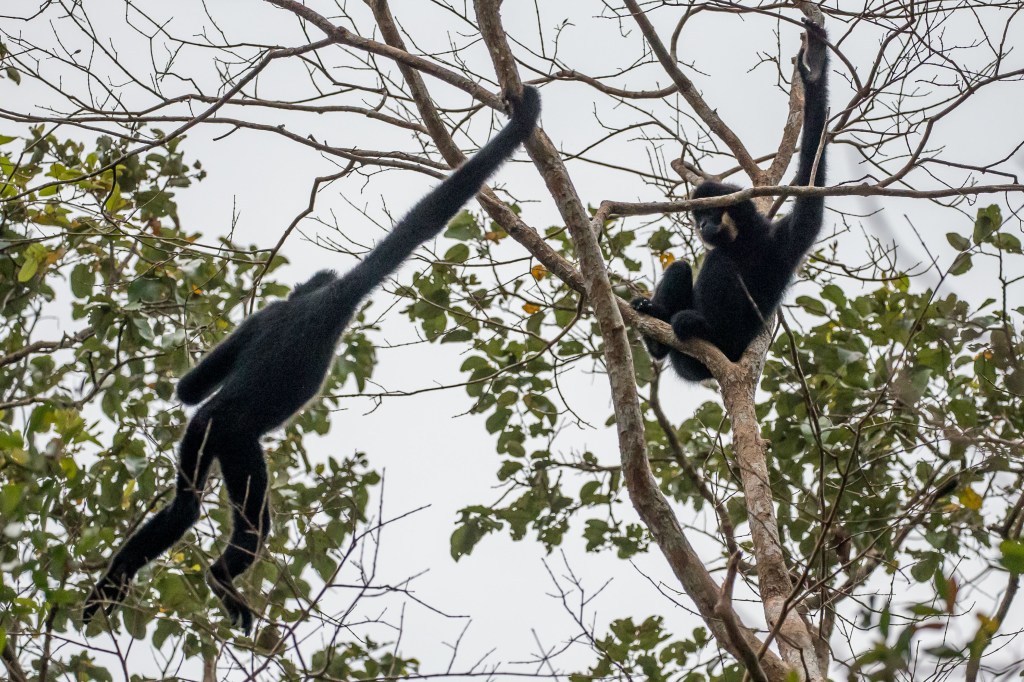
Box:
<box><xmin>783</xmin><ymin>19</ymin><xmax>830</xmax><ymax>259</ymax></box>
<box><xmin>84</xmin><ymin>86</ymin><xmax>541</xmax><ymax>634</ymax></box>
<box><xmin>339</xmin><ymin>86</ymin><xmax>540</xmax><ymax>303</ymax></box>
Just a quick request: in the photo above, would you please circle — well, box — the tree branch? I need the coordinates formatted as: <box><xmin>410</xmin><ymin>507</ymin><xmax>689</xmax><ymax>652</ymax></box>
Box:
<box><xmin>716</xmin><ymin>552</ymin><xmax>769</xmax><ymax>682</ymax></box>
<box><xmin>715</xmin><ymin>328</ymin><xmax>824</xmax><ymax>681</ymax></box>
<box><xmin>0</xmin><ymin>327</ymin><xmax>94</xmax><ymax>368</ymax></box>
<box><xmin>473</xmin><ymin>1</ymin><xmax>788</xmax><ymax>678</ymax></box>
<box><xmin>621</xmin><ymin>0</ymin><xmax>762</xmax><ymax>182</ymax></box>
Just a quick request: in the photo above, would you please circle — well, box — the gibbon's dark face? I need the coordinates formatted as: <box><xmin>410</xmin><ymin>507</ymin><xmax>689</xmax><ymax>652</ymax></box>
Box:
<box><xmin>694</xmin><ymin>208</ymin><xmax>738</xmax><ymax>247</ymax></box>
<box><xmin>690</xmin><ymin>181</ymin><xmax>742</xmax><ymax>248</ymax></box>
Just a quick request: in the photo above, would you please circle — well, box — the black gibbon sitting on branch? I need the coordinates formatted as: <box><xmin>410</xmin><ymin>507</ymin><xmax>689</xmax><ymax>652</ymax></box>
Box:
<box><xmin>632</xmin><ymin>19</ymin><xmax>830</xmax><ymax>382</ymax></box>
<box><xmin>84</xmin><ymin>87</ymin><xmax>541</xmax><ymax>633</ymax></box>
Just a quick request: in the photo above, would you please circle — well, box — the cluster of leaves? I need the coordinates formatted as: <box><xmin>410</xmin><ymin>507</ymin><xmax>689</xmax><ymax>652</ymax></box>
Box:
<box><xmin>0</xmin><ymin>130</ymin><xmax>388</xmax><ymax>677</ymax></box>
<box><xmin>308</xmin><ymin>638</ymin><xmax>419</xmax><ymax>680</ymax></box>
<box><xmin>569</xmin><ymin>617</ymin><xmax>743</xmax><ymax>682</ymax></box>
<box><xmin>394</xmin><ymin>208</ymin><xmax>697</xmax><ymax>560</ymax></box>
<box><xmin>764</xmin><ymin>207</ymin><xmax>1022</xmax><ymax>578</ymax></box>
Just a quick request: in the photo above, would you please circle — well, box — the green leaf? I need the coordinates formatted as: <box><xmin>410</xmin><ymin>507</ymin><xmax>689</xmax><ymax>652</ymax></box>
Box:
<box><xmin>579</xmin><ymin>480</ymin><xmax>602</xmax><ymax>504</ymax></box>
<box><xmin>450</xmin><ymin>523</ymin><xmax>480</xmax><ymax>560</ymax></box>
<box><xmin>440</xmin><ymin>329</ymin><xmax>473</xmax><ymax>343</ymax></box>
<box><xmin>17</xmin><ymin>243</ymin><xmax>47</xmax><ymax>281</ymax></box>
<box><xmin>444</xmin><ymin>243</ymin><xmax>470</xmax><ymax>264</ymax></box>
<box><xmin>945</xmin><ymin>232</ymin><xmax>970</xmax><ymax>251</ymax></box>
<box><xmin>70</xmin><ymin>263</ymin><xmax>94</xmax><ymax>298</ymax></box>
<box><xmin>444</xmin><ymin>210</ymin><xmax>480</xmax><ymax>241</ymax></box>
<box><xmin>4</xmin><ymin>66</ymin><xmax>20</xmax><ymax>85</ymax></box>
<box><xmin>949</xmin><ymin>253</ymin><xmax>972</xmax><ymax>276</ymax></box>
<box><xmin>496</xmin><ymin>460</ymin><xmax>524</xmax><ymax>480</ymax></box>
<box><xmin>973</xmin><ymin>205</ymin><xmax>1002</xmax><ymax>245</ymax></box>
<box><xmin>990</xmin><ymin>233</ymin><xmax>1022</xmax><ymax>253</ymax></box>
<box><xmin>999</xmin><ymin>540</ymin><xmax>1024</xmax><ymax>574</ymax></box>
<box><xmin>796</xmin><ymin>296</ymin><xmax>828</xmax><ymax>316</ymax></box>
<box><xmin>485</xmin><ymin>408</ymin><xmax>511</xmax><ymax>434</ymax></box>
<box><xmin>821</xmin><ymin>283</ymin><xmax>846</xmax><ymax>306</ymax></box>
<box><xmin>104</xmin><ymin>181</ymin><xmax>126</xmax><ymax>213</ymax></box>
<box><xmin>0</xmin><ymin>484</ymin><xmax>24</xmax><ymax>517</ymax></box>
<box><xmin>17</xmin><ymin>257</ymin><xmax>38</xmax><ymax>282</ymax></box>
<box><xmin>910</xmin><ymin>552</ymin><xmax>940</xmax><ymax>583</ymax></box>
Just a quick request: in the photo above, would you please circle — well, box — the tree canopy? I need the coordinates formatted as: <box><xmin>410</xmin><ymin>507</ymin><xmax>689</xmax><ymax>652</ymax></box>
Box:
<box><xmin>1</xmin><ymin>2</ymin><xmax>1023</xmax><ymax>681</ymax></box>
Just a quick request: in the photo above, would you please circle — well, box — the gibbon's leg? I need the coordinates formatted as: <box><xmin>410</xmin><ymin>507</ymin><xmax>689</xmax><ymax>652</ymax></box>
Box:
<box><xmin>176</xmin><ymin>327</ymin><xmax>252</xmax><ymax>405</ymax></box>
<box><xmin>206</xmin><ymin>437</ymin><xmax>269</xmax><ymax>634</ymax></box>
<box><xmin>670</xmin><ymin>351</ymin><xmax>715</xmax><ymax>382</ymax></box>
<box><xmin>632</xmin><ymin>261</ymin><xmax>695</xmax><ymax>359</ymax></box>
<box><xmin>668</xmin><ymin>309</ymin><xmax>714</xmax><ymax>381</ymax></box>
<box><xmin>84</xmin><ymin>410</ymin><xmax>216</xmax><ymax>624</ymax></box>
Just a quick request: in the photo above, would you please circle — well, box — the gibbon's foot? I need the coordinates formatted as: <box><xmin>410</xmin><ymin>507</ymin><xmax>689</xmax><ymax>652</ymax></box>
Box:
<box><xmin>631</xmin><ymin>296</ymin><xmax>674</xmax><ymax>322</ymax></box>
<box><xmin>631</xmin><ymin>296</ymin><xmax>655</xmax><ymax>316</ymax></box>
<box><xmin>83</xmin><ymin>567</ymin><xmax>132</xmax><ymax>626</ymax></box>
<box><xmin>631</xmin><ymin>297</ymin><xmax>673</xmax><ymax>360</ymax></box>
<box><xmin>208</xmin><ymin>571</ymin><xmax>255</xmax><ymax>634</ymax></box>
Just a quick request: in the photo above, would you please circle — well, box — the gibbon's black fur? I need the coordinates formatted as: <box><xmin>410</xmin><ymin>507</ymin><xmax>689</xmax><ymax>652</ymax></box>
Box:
<box><xmin>632</xmin><ymin>20</ymin><xmax>829</xmax><ymax>382</ymax></box>
<box><xmin>84</xmin><ymin>87</ymin><xmax>541</xmax><ymax>633</ymax></box>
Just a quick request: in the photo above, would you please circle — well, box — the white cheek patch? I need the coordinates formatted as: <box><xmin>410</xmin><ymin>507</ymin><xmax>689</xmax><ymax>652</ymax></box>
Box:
<box><xmin>720</xmin><ymin>212</ymin><xmax>739</xmax><ymax>241</ymax></box>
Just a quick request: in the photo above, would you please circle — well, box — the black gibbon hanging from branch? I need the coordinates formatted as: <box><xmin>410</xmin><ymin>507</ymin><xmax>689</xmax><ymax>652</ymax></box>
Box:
<box><xmin>84</xmin><ymin>87</ymin><xmax>541</xmax><ymax>633</ymax></box>
<box><xmin>632</xmin><ymin>19</ymin><xmax>830</xmax><ymax>382</ymax></box>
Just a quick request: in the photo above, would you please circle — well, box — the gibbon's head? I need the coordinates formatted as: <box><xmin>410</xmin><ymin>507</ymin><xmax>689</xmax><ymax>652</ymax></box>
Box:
<box><xmin>690</xmin><ymin>181</ymin><xmax>744</xmax><ymax>246</ymax></box>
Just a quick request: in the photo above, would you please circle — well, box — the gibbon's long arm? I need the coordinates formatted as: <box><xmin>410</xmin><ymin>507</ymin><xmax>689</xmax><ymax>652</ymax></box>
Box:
<box><xmin>338</xmin><ymin>86</ymin><xmax>540</xmax><ymax>303</ymax></box>
<box><xmin>784</xmin><ymin>20</ymin><xmax>830</xmax><ymax>258</ymax></box>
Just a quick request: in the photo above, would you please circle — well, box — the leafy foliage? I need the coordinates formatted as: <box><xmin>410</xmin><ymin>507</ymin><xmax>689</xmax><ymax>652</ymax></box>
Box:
<box><xmin>397</xmin><ymin>201</ymin><xmax>1024</xmax><ymax>677</ymax></box>
<box><xmin>0</xmin><ymin>130</ymin><xmax>384</xmax><ymax>676</ymax></box>
<box><xmin>2</xmin><ymin>122</ymin><xmax>1021</xmax><ymax>682</ymax></box>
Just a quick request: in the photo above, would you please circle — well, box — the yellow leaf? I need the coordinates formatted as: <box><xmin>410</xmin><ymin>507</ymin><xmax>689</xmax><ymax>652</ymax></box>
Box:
<box><xmin>959</xmin><ymin>487</ymin><xmax>982</xmax><ymax>511</ymax></box>
<box><xmin>17</xmin><ymin>258</ymin><xmax>38</xmax><ymax>282</ymax></box>
<box><xmin>191</xmin><ymin>285</ymin><xmax>203</xmax><ymax>296</ymax></box>
<box><xmin>171</xmin><ymin>552</ymin><xmax>185</xmax><ymax>563</ymax></box>
<box><xmin>977</xmin><ymin>613</ymin><xmax>1000</xmax><ymax>635</ymax></box>
<box><xmin>530</xmin><ymin>264</ymin><xmax>547</xmax><ymax>281</ymax></box>
<box><xmin>484</xmin><ymin>230</ymin><xmax>506</xmax><ymax>242</ymax></box>
<box><xmin>121</xmin><ymin>479</ymin><xmax>136</xmax><ymax>509</ymax></box>
<box><xmin>522</xmin><ymin>303</ymin><xmax>541</xmax><ymax>314</ymax></box>
<box><xmin>659</xmin><ymin>252</ymin><xmax>675</xmax><ymax>269</ymax></box>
